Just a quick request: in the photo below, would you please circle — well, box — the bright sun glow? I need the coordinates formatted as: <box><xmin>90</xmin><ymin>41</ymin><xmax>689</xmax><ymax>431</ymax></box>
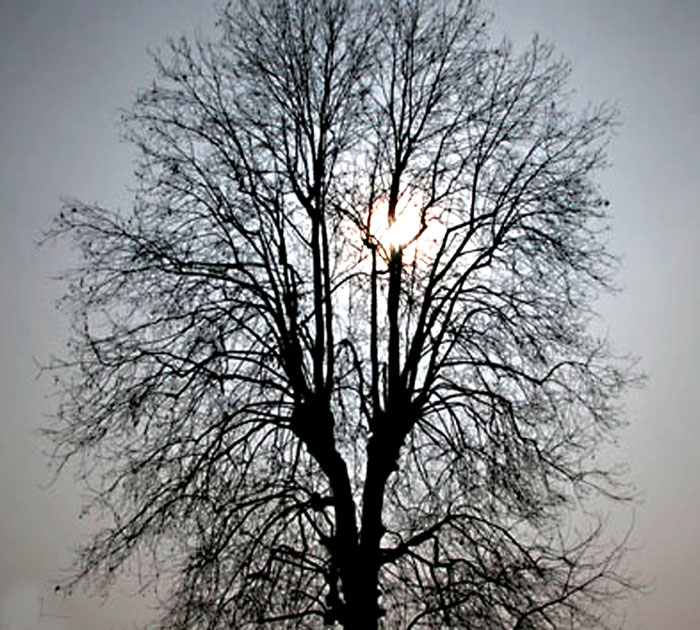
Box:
<box><xmin>368</xmin><ymin>190</ymin><xmax>444</xmax><ymax>265</ymax></box>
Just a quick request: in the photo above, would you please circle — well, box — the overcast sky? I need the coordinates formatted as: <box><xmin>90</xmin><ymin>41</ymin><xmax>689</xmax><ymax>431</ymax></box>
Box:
<box><xmin>1</xmin><ymin>1</ymin><xmax>698</xmax><ymax>629</ymax></box>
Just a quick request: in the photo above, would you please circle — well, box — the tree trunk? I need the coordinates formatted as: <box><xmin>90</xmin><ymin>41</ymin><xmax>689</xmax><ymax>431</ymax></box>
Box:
<box><xmin>339</xmin><ymin>433</ymin><xmax>401</xmax><ymax>630</ymax></box>
<box><xmin>342</xmin><ymin>562</ymin><xmax>382</xmax><ymax>630</ymax></box>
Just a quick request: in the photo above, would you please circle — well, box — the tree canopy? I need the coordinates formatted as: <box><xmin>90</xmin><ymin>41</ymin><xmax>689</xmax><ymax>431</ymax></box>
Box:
<box><xmin>46</xmin><ymin>1</ymin><xmax>638</xmax><ymax>629</ymax></box>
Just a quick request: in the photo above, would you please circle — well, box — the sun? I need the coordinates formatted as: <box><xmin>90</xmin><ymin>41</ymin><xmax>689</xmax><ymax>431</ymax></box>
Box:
<box><xmin>368</xmin><ymin>189</ymin><xmax>444</xmax><ymax>265</ymax></box>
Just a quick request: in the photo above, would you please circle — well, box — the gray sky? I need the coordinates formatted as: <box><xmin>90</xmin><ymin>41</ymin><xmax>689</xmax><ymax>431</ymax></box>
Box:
<box><xmin>1</xmin><ymin>1</ymin><xmax>698</xmax><ymax>629</ymax></box>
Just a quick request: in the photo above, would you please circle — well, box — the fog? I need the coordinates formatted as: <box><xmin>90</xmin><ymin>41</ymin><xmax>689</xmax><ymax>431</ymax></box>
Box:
<box><xmin>1</xmin><ymin>1</ymin><xmax>698</xmax><ymax>628</ymax></box>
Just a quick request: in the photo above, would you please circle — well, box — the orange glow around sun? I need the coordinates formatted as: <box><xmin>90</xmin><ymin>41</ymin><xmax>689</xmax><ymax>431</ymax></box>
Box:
<box><xmin>368</xmin><ymin>190</ymin><xmax>444</xmax><ymax>265</ymax></box>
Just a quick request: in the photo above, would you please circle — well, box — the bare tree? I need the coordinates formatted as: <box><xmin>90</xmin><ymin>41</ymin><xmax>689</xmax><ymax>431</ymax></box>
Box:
<box><xmin>45</xmin><ymin>1</ymin><xmax>638</xmax><ymax>629</ymax></box>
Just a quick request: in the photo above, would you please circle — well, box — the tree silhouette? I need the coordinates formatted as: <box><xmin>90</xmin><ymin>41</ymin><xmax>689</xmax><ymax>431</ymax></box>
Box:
<box><xmin>46</xmin><ymin>1</ymin><xmax>638</xmax><ymax>629</ymax></box>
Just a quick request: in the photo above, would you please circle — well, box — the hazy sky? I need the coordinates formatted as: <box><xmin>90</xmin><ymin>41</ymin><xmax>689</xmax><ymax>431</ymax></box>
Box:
<box><xmin>1</xmin><ymin>1</ymin><xmax>698</xmax><ymax>629</ymax></box>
